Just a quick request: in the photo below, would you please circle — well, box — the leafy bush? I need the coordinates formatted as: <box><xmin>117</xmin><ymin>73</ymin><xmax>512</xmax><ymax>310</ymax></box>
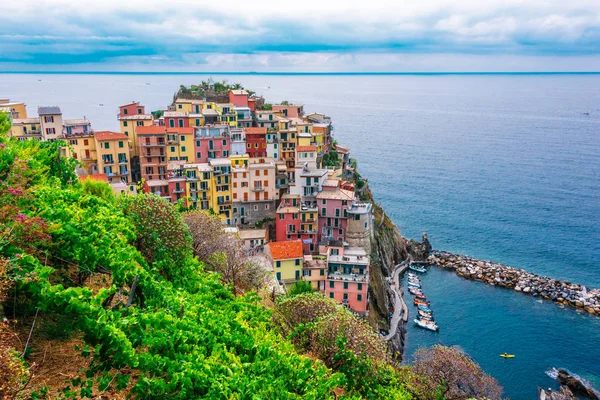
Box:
<box><xmin>412</xmin><ymin>345</ymin><xmax>504</xmax><ymax>400</ymax></box>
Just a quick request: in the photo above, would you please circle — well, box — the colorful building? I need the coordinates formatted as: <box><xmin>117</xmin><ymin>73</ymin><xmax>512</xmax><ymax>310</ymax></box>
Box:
<box><xmin>230</xmin><ymin>128</ymin><xmax>246</xmax><ymax>156</ymax></box>
<box><xmin>117</xmin><ymin>102</ymin><xmax>154</xmax><ymax>159</ymax></box>
<box><xmin>325</xmin><ymin>245</ymin><xmax>370</xmax><ymax>315</ymax></box>
<box><xmin>136</xmin><ymin>126</ymin><xmax>168</xmax><ymax>197</ymax></box>
<box><xmin>166</xmin><ymin>127</ymin><xmax>195</xmax><ymax>162</ymax></box>
<box><xmin>0</xmin><ymin>99</ymin><xmax>28</xmax><ymax>119</ymax></box>
<box><xmin>275</xmin><ymin>194</ymin><xmax>318</xmax><ymax>253</ymax></box>
<box><xmin>232</xmin><ymin>157</ymin><xmax>277</xmax><ymax>226</ymax></box>
<box><xmin>316</xmin><ymin>185</ymin><xmax>355</xmax><ymax>241</ymax></box>
<box><xmin>273</xmin><ymin>104</ymin><xmax>304</xmax><ymax>118</ymax></box>
<box><xmin>94</xmin><ymin>131</ymin><xmax>132</xmax><ymax>184</ymax></box>
<box><xmin>38</xmin><ymin>106</ymin><xmax>63</xmax><ymax>141</ymax></box>
<box><xmin>245</xmin><ymin>127</ymin><xmax>267</xmax><ymax>158</ymax></box>
<box><xmin>194</xmin><ymin>125</ymin><xmax>231</xmax><ymax>163</ymax></box>
<box><xmin>10</xmin><ymin>118</ymin><xmax>42</xmax><ymax>141</ymax></box>
<box><xmin>229</xmin><ymin>90</ymin><xmax>249</xmax><ymax>107</ymax></box>
<box><xmin>209</xmin><ymin>158</ymin><xmax>232</xmax><ymax>224</ymax></box>
<box><xmin>266</xmin><ymin>240</ymin><xmax>304</xmax><ymax>283</ymax></box>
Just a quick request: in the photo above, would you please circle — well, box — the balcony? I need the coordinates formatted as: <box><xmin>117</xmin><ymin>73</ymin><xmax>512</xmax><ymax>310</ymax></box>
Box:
<box><xmin>103</xmin><ymin>159</ymin><xmax>114</xmax><ymax>165</ymax></box>
<box><xmin>142</xmin><ymin>141</ymin><xmax>166</xmax><ymax>147</ymax></box>
<box><xmin>173</xmin><ymin>188</ymin><xmax>185</xmax><ymax>194</ymax></box>
<box><xmin>299</xmin><ymin>229</ymin><xmax>316</xmax><ymax>234</ymax></box>
<box><xmin>217</xmin><ymin>199</ymin><xmax>227</xmax><ymax>205</ymax></box>
<box><xmin>118</xmin><ymin>158</ymin><xmax>128</xmax><ymax>164</ymax></box>
<box><xmin>252</xmin><ymin>186</ymin><xmax>265</xmax><ymax>192</ymax></box>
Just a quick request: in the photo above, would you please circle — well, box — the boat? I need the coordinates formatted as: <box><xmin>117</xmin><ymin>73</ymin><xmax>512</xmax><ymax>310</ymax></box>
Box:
<box><xmin>500</xmin><ymin>354</ymin><xmax>515</xmax><ymax>358</ymax></box>
<box><xmin>408</xmin><ymin>282</ymin><xmax>421</xmax><ymax>289</ymax></box>
<box><xmin>409</xmin><ymin>288</ymin><xmax>422</xmax><ymax>295</ymax></box>
<box><xmin>418</xmin><ymin>310</ymin><xmax>433</xmax><ymax>318</ymax></box>
<box><xmin>407</xmin><ymin>272</ymin><xmax>419</xmax><ymax>279</ymax></box>
<box><xmin>409</xmin><ymin>265</ymin><xmax>427</xmax><ymax>273</ymax></box>
<box><xmin>418</xmin><ymin>314</ymin><xmax>435</xmax><ymax>322</ymax></box>
<box><xmin>414</xmin><ymin>300</ymin><xmax>430</xmax><ymax>307</ymax></box>
<box><xmin>408</xmin><ymin>279</ymin><xmax>421</xmax><ymax>285</ymax></box>
<box><xmin>418</xmin><ymin>305</ymin><xmax>432</xmax><ymax>313</ymax></box>
<box><xmin>414</xmin><ymin>319</ymin><xmax>439</xmax><ymax>331</ymax></box>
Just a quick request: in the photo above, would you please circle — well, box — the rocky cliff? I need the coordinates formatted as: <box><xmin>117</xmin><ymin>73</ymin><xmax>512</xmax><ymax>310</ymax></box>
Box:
<box><xmin>364</xmin><ymin>187</ymin><xmax>431</xmax><ymax>359</ymax></box>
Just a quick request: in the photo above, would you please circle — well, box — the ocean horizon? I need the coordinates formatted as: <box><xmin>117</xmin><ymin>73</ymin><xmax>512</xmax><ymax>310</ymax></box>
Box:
<box><xmin>2</xmin><ymin>71</ymin><xmax>600</xmax><ymax>75</ymax></box>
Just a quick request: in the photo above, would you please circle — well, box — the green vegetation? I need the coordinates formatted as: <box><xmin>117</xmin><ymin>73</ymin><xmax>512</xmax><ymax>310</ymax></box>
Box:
<box><xmin>257</xmin><ymin>103</ymin><xmax>273</xmax><ymax>111</ymax></box>
<box><xmin>176</xmin><ymin>80</ymin><xmax>247</xmax><ymax>101</ymax></box>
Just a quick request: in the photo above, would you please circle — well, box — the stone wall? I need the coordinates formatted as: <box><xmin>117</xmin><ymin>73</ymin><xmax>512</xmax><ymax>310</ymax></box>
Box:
<box><xmin>428</xmin><ymin>251</ymin><xmax>600</xmax><ymax>315</ymax></box>
<box><xmin>232</xmin><ymin>200</ymin><xmax>277</xmax><ymax>226</ymax></box>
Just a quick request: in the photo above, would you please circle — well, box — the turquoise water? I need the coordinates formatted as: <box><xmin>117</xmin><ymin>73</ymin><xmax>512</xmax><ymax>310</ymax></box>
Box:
<box><xmin>1</xmin><ymin>73</ymin><xmax>599</xmax><ymax>398</ymax></box>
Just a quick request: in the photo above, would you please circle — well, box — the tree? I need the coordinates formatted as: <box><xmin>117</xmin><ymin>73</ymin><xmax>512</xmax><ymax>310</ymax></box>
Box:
<box><xmin>182</xmin><ymin>210</ymin><xmax>264</xmax><ymax>294</ymax></box>
<box><xmin>412</xmin><ymin>345</ymin><xmax>504</xmax><ymax>400</ymax></box>
<box><xmin>120</xmin><ymin>194</ymin><xmax>192</xmax><ymax>279</ymax></box>
<box><xmin>280</xmin><ymin>100</ymin><xmax>290</xmax><ymax>105</ymax></box>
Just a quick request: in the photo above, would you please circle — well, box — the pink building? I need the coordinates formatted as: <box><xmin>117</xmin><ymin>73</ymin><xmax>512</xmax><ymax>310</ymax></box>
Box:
<box><xmin>273</xmin><ymin>104</ymin><xmax>304</xmax><ymax>118</ymax></box>
<box><xmin>119</xmin><ymin>102</ymin><xmax>146</xmax><ymax>117</ymax></box>
<box><xmin>194</xmin><ymin>125</ymin><xmax>231</xmax><ymax>163</ymax></box>
<box><xmin>164</xmin><ymin>111</ymin><xmax>190</xmax><ymax>129</ymax></box>
<box><xmin>325</xmin><ymin>246</ymin><xmax>370</xmax><ymax>314</ymax></box>
<box><xmin>276</xmin><ymin>194</ymin><xmax>319</xmax><ymax>253</ymax></box>
<box><xmin>316</xmin><ymin>186</ymin><xmax>355</xmax><ymax>241</ymax></box>
<box><xmin>229</xmin><ymin>90</ymin><xmax>249</xmax><ymax>107</ymax></box>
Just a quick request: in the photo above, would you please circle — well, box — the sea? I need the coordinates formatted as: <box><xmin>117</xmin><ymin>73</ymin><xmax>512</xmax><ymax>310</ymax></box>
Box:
<box><xmin>1</xmin><ymin>72</ymin><xmax>599</xmax><ymax>399</ymax></box>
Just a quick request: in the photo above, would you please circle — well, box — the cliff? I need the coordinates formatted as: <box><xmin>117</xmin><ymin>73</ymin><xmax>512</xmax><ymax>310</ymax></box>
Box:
<box><xmin>363</xmin><ymin>186</ymin><xmax>431</xmax><ymax>359</ymax></box>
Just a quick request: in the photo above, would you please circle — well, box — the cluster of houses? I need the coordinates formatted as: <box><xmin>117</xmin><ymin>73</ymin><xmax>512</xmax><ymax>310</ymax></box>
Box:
<box><xmin>3</xmin><ymin>89</ymin><xmax>374</xmax><ymax>315</ymax></box>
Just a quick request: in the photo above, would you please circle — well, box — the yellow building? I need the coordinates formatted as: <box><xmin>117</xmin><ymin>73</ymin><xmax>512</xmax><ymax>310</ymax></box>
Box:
<box><xmin>94</xmin><ymin>131</ymin><xmax>132</xmax><ymax>183</ymax></box>
<box><xmin>68</xmin><ymin>133</ymin><xmax>97</xmax><ymax>175</ymax></box>
<box><xmin>173</xmin><ymin>98</ymin><xmax>204</xmax><ymax>114</ymax></box>
<box><xmin>208</xmin><ymin>158</ymin><xmax>232</xmax><ymax>224</ymax></box>
<box><xmin>215</xmin><ymin>103</ymin><xmax>238</xmax><ymax>127</ymax></box>
<box><xmin>10</xmin><ymin>118</ymin><xmax>42</xmax><ymax>141</ymax></box>
<box><xmin>0</xmin><ymin>99</ymin><xmax>28</xmax><ymax>119</ymax></box>
<box><xmin>184</xmin><ymin>163</ymin><xmax>213</xmax><ymax>210</ymax></box>
<box><xmin>166</xmin><ymin>127</ymin><xmax>195</xmax><ymax>162</ymax></box>
<box><xmin>230</xmin><ymin>154</ymin><xmax>249</xmax><ymax>169</ymax></box>
<box><xmin>267</xmin><ymin>240</ymin><xmax>304</xmax><ymax>283</ymax></box>
<box><xmin>118</xmin><ymin>115</ymin><xmax>154</xmax><ymax>157</ymax></box>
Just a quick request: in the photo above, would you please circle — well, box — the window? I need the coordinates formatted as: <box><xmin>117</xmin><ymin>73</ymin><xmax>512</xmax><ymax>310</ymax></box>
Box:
<box><xmin>169</xmin><ymin>119</ymin><xmax>175</xmax><ymax>128</ymax></box>
<box><xmin>247</xmin><ymin>143</ymin><xmax>251</xmax><ymax>148</ymax></box>
<box><xmin>123</xmin><ymin>121</ymin><xmax>128</xmax><ymax>127</ymax></box>
<box><xmin>181</xmin><ymin>146</ymin><xmax>186</xmax><ymax>152</ymax></box>
<box><xmin>178</xmin><ymin>104</ymin><xmax>182</xmax><ymax>109</ymax></box>
<box><xmin>329</xmin><ymin>292</ymin><xmax>334</xmax><ymax>299</ymax></box>
<box><xmin>83</xmin><ymin>139</ymin><xmax>89</xmax><ymax>145</ymax></box>
<box><xmin>343</xmin><ymin>282</ymin><xmax>348</xmax><ymax>289</ymax></box>
<box><xmin>103</xmin><ymin>142</ymin><xmax>110</xmax><ymax>149</ymax></box>
<box><xmin>321</xmin><ymin>208</ymin><xmax>326</xmax><ymax>216</ymax></box>
<box><xmin>196</xmin><ymin>152</ymin><xmax>201</xmax><ymax>159</ymax></box>
<box><xmin>254</xmin><ymin>205</ymin><xmax>259</xmax><ymax>211</ymax></box>
<box><xmin>44</xmin><ymin>116</ymin><xmax>54</xmax><ymax>123</ymax></box>
<box><xmin>222</xmin><ymin>139</ymin><xmax>227</xmax><ymax>146</ymax></box>
<box><xmin>119</xmin><ymin>141</ymin><xmax>124</xmax><ymax>148</ymax></box>
<box><xmin>138</xmin><ymin>108</ymin><xmax>142</xmax><ymax>114</ymax></box>
<box><xmin>322</xmin><ymin>199</ymin><xmax>326</xmax><ymax>205</ymax></box>
<box><xmin>123</xmin><ymin>109</ymin><xmax>128</xmax><ymax>115</ymax></box>
<box><xmin>265</xmin><ymin>204</ymin><xmax>269</xmax><ymax>210</ymax></box>
<box><xmin>320</xmin><ymin>269</ymin><xmax>325</xmax><ymax>276</ymax></box>
<box><xmin>279</xmin><ymin>214</ymin><xmax>284</xmax><ymax>220</ymax></box>
<box><xmin>295</xmin><ymin>259</ymin><xmax>300</xmax><ymax>266</ymax></box>
<box><xmin>70</xmin><ymin>139</ymin><xmax>77</xmax><ymax>145</ymax></box>
<box><xmin>276</xmin><ymin>261</ymin><xmax>281</xmax><ymax>268</ymax></box>
<box><xmin>124</xmin><ymin>131</ymin><xmax>129</xmax><ymax>136</ymax></box>
<box><xmin>343</xmin><ymin>293</ymin><xmax>348</xmax><ymax>300</ymax></box>
<box><xmin>338</xmin><ymin>228</ymin><xmax>343</xmax><ymax>235</ymax></box>
<box><xmin>276</xmin><ymin>272</ymin><xmax>281</xmax><ymax>281</ymax></box>
<box><xmin>357</xmin><ymin>294</ymin><xmax>362</xmax><ymax>301</ymax></box>
<box><xmin>137</xmin><ymin>121</ymin><xmax>144</xmax><ymax>126</ymax></box>
<box><xmin>329</xmin><ymin>281</ymin><xmax>334</xmax><ymax>288</ymax></box>
<box><xmin>180</xmin><ymin>135</ymin><xmax>185</xmax><ymax>141</ymax></box>
<box><xmin>178</xmin><ymin>119</ymin><xmax>184</xmax><ymax>128</ymax></box>
<box><xmin>357</xmin><ymin>283</ymin><xmax>363</xmax><ymax>291</ymax></box>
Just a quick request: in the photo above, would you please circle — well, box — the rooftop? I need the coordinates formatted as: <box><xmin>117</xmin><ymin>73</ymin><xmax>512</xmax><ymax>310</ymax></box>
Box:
<box><xmin>146</xmin><ymin>179</ymin><xmax>169</xmax><ymax>187</ymax></box>
<box><xmin>209</xmin><ymin>158</ymin><xmax>232</xmax><ymax>167</ymax></box>
<box><xmin>268</xmin><ymin>240</ymin><xmax>303</xmax><ymax>260</ymax></box>
<box><xmin>245</xmin><ymin>127</ymin><xmax>267</xmax><ymax>135</ymax></box>
<box><xmin>296</xmin><ymin>145</ymin><xmax>317</xmax><ymax>152</ymax></box>
<box><xmin>163</xmin><ymin>111</ymin><xmax>188</xmax><ymax>118</ymax></box>
<box><xmin>136</xmin><ymin>126</ymin><xmax>166</xmax><ymax>134</ymax></box>
<box><xmin>230</xmin><ymin>89</ymin><xmax>248</xmax><ymax>95</ymax></box>
<box><xmin>38</xmin><ymin>106</ymin><xmax>61</xmax><ymax>115</ymax></box>
<box><xmin>12</xmin><ymin>117</ymin><xmax>40</xmax><ymax>124</ymax></box>
<box><xmin>184</xmin><ymin>163</ymin><xmax>213</xmax><ymax>172</ymax></box>
<box><xmin>64</xmin><ymin>119</ymin><xmax>90</xmax><ymax>125</ymax></box>
<box><xmin>316</xmin><ymin>188</ymin><xmax>355</xmax><ymax>201</ymax></box>
<box><xmin>94</xmin><ymin>131</ymin><xmax>128</xmax><ymax>141</ymax></box>
<box><xmin>239</xmin><ymin>229</ymin><xmax>267</xmax><ymax>240</ymax></box>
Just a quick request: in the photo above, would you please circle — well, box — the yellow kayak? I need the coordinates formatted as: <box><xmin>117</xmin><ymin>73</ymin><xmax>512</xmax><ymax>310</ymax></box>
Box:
<box><xmin>500</xmin><ymin>354</ymin><xmax>515</xmax><ymax>358</ymax></box>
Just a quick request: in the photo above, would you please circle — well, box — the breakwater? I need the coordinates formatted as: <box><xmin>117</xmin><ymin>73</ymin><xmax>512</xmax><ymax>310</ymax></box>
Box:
<box><xmin>427</xmin><ymin>251</ymin><xmax>600</xmax><ymax>315</ymax></box>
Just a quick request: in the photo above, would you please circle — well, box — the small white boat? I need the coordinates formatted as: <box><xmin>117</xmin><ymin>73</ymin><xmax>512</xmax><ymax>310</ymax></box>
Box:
<box><xmin>414</xmin><ymin>319</ymin><xmax>439</xmax><ymax>331</ymax></box>
<box><xmin>409</xmin><ymin>265</ymin><xmax>427</xmax><ymax>273</ymax></box>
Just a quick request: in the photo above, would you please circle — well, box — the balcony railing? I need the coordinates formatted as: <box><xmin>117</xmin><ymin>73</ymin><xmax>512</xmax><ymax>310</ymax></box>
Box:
<box><xmin>173</xmin><ymin>188</ymin><xmax>185</xmax><ymax>194</ymax></box>
<box><xmin>103</xmin><ymin>159</ymin><xmax>114</xmax><ymax>165</ymax></box>
<box><xmin>142</xmin><ymin>141</ymin><xmax>166</xmax><ymax>147</ymax></box>
<box><xmin>118</xmin><ymin>159</ymin><xmax>128</xmax><ymax>164</ymax></box>
<box><xmin>252</xmin><ymin>186</ymin><xmax>265</xmax><ymax>192</ymax></box>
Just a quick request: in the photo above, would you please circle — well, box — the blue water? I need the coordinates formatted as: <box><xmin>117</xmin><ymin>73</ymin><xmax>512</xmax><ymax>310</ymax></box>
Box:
<box><xmin>1</xmin><ymin>73</ymin><xmax>599</xmax><ymax>399</ymax></box>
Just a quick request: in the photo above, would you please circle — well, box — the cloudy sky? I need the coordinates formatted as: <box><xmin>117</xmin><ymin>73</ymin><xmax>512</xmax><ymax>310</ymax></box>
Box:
<box><xmin>1</xmin><ymin>0</ymin><xmax>599</xmax><ymax>71</ymax></box>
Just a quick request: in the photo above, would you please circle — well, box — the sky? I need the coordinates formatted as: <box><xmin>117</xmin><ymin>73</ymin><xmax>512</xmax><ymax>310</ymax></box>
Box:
<box><xmin>1</xmin><ymin>0</ymin><xmax>600</xmax><ymax>72</ymax></box>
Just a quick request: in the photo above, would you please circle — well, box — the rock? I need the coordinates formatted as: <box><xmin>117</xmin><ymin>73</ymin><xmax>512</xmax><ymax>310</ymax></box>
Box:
<box><xmin>524</xmin><ymin>287</ymin><xmax>531</xmax><ymax>293</ymax></box>
<box><xmin>539</xmin><ymin>386</ymin><xmax>576</xmax><ymax>400</ymax></box>
<box><xmin>556</xmin><ymin>369</ymin><xmax>600</xmax><ymax>400</ymax></box>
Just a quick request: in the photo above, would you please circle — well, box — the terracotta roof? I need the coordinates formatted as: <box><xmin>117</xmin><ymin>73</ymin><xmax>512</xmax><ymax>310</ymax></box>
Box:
<box><xmin>94</xmin><ymin>131</ymin><xmax>128</xmax><ymax>141</ymax></box>
<box><xmin>119</xmin><ymin>101</ymin><xmax>140</xmax><ymax>108</ymax></box>
<box><xmin>296</xmin><ymin>145</ymin><xmax>317</xmax><ymax>152</ymax></box>
<box><xmin>136</xmin><ymin>126</ymin><xmax>166</xmax><ymax>134</ymax></box>
<box><xmin>268</xmin><ymin>240</ymin><xmax>303</xmax><ymax>260</ymax></box>
<box><xmin>245</xmin><ymin>127</ymin><xmax>267</xmax><ymax>134</ymax></box>
<box><xmin>79</xmin><ymin>173</ymin><xmax>108</xmax><ymax>182</ymax></box>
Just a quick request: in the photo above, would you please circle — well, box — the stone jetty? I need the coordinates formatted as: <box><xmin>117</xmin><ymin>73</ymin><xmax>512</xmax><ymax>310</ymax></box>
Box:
<box><xmin>427</xmin><ymin>251</ymin><xmax>600</xmax><ymax>315</ymax></box>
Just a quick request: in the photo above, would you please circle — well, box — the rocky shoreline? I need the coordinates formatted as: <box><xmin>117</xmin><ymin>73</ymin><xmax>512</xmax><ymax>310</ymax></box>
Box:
<box><xmin>427</xmin><ymin>251</ymin><xmax>600</xmax><ymax>315</ymax></box>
